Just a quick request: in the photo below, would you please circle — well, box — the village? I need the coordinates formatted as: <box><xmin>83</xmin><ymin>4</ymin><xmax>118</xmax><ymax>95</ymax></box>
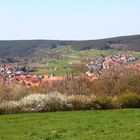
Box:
<box><xmin>85</xmin><ymin>53</ymin><xmax>137</xmax><ymax>76</ymax></box>
<box><xmin>0</xmin><ymin>64</ymin><xmax>65</xmax><ymax>87</ymax></box>
<box><xmin>0</xmin><ymin>53</ymin><xmax>140</xmax><ymax>87</ymax></box>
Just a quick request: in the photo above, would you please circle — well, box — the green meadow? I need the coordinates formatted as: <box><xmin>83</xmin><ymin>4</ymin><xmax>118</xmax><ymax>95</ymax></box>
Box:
<box><xmin>29</xmin><ymin>48</ymin><xmax>140</xmax><ymax>76</ymax></box>
<box><xmin>0</xmin><ymin>109</ymin><xmax>140</xmax><ymax>140</ymax></box>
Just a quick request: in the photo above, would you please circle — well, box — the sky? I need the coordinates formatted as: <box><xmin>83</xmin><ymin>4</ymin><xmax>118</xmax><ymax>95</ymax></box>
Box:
<box><xmin>0</xmin><ymin>0</ymin><xmax>140</xmax><ymax>40</ymax></box>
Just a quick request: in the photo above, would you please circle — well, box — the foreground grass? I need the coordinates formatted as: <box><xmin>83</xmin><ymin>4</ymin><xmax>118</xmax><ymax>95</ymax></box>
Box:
<box><xmin>0</xmin><ymin>109</ymin><xmax>140</xmax><ymax>140</ymax></box>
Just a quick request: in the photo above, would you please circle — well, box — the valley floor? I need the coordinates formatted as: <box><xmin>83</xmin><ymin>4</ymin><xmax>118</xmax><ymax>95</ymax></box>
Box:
<box><xmin>0</xmin><ymin>109</ymin><xmax>140</xmax><ymax>140</ymax></box>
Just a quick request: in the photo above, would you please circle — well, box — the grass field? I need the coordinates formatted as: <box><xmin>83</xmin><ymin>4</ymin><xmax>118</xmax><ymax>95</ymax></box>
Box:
<box><xmin>29</xmin><ymin>48</ymin><xmax>115</xmax><ymax>76</ymax></box>
<box><xmin>0</xmin><ymin>109</ymin><xmax>140</xmax><ymax>140</ymax></box>
<box><xmin>28</xmin><ymin>48</ymin><xmax>140</xmax><ymax>76</ymax></box>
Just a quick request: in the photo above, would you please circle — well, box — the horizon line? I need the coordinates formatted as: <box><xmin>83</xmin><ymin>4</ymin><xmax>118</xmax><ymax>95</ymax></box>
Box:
<box><xmin>0</xmin><ymin>34</ymin><xmax>140</xmax><ymax>41</ymax></box>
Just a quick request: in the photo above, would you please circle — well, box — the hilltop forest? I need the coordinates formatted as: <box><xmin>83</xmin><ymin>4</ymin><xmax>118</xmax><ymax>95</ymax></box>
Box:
<box><xmin>0</xmin><ymin>35</ymin><xmax>140</xmax><ymax>63</ymax></box>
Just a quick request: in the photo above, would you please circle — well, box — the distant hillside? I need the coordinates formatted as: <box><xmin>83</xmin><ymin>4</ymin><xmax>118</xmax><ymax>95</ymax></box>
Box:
<box><xmin>0</xmin><ymin>35</ymin><xmax>140</xmax><ymax>63</ymax></box>
<box><xmin>71</xmin><ymin>35</ymin><xmax>140</xmax><ymax>51</ymax></box>
<box><xmin>0</xmin><ymin>40</ymin><xmax>70</xmax><ymax>57</ymax></box>
<box><xmin>0</xmin><ymin>40</ymin><xmax>71</xmax><ymax>62</ymax></box>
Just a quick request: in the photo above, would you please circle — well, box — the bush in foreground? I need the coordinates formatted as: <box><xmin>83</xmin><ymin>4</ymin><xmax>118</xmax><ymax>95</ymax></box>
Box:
<box><xmin>0</xmin><ymin>92</ymin><xmax>74</xmax><ymax>114</ymax></box>
<box><xmin>72</xmin><ymin>95</ymin><xmax>114</xmax><ymax>110</ymax></box>
<box><xmin>116</xmin><ymin>93</ymin><xmax>140</xmax><ymax>108</ymax></box>
<box><xmin>0</xmin><ymin>92</ymin><xmax>140</xmax><ymax>114</ymax></box>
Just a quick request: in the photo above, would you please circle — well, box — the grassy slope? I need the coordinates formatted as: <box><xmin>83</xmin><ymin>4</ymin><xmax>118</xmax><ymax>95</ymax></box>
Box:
<box><xmin>30</xmin><ymin>48</ymin><xmax>140</xmax><ymax>76</ymax></box>
<box><xmin>0</xmin><ymin>109</ymin><xmax>140</xmax><ymax>140</ymax></box>
<box><xmin>30</xmin><ymin>49</ymin><xmax>111</xmax><ymax>76</ymax></box>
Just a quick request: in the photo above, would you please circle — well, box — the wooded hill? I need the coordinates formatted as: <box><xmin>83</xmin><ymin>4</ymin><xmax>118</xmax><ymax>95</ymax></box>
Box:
<box><xmin>0</xmin><ymin>35</ymin><xmax>140</xmax><ymax>62</ymax></box>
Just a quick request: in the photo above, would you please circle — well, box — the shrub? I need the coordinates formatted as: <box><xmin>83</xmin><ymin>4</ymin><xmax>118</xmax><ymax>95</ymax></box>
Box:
<box><xmin>20</xmin><ymin>92</ymin><xmax>74</xmax><ymax>112</ymax></box>
<box><xmin>39</xmin><ymin>77</ymin><xmax>94</xmax><ymax>96</ymax></box>
<box><xmin>0</xmin><ymin>92</ymin><xmax>74</xmax><ymax>114</ymax></box>
<box><xmin>92</xmin><ymin>96</ymin><xmax>115</xmax><ymax>110</ymax></box>
<box><xmin>0</xmin><ymin>78</ymin><xmax>12</xmax><ymax>101</ymax></box>
<box><xmin>71</xmin><ymin>95</ymin><xmax>114</xmax><ymax>110</ymax></box>
<box><xmin>1</xmin><ymin>92</ymin><xmax>140</xmax><ymax>115</ymax></box>
<box><xmin>116</xmin><ymin>93</ymin><xmax>140</xmax><ymax>108</ymax></box>
<box><xmin>10</xmin><ymin>85</ymin><xmax>30</xmax><ymax>101</ymax></box>
<box><xmin>92</xmin><ymin>68</ymin><xmax>140</xmax><ymax>96</ymax></box>
<box><xmin>0</xmin><ymin>101</ymin><xmax>21</xmax><ymax>114</ymax></box>
<box><xmin>71</xmin><ymin>95</ymin><xmax>92</xmax><ymax>110</ymax></box>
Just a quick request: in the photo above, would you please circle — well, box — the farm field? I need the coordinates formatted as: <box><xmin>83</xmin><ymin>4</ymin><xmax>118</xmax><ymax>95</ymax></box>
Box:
<box><xmin>29</xmin><ymin>48</ymin><xmax>140</xmax><ymax>76</ymax></box>
<box><xmin>0</xmin><ymin>109</ymin><xmax>140</xmax><ymax>140</ymax></box>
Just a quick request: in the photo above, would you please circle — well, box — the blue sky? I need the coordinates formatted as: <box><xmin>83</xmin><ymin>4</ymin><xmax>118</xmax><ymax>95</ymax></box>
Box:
<box><xmin>0</xmin><ymin>0</ymin><xmax>140</xmax><ymax>40</ymax></box>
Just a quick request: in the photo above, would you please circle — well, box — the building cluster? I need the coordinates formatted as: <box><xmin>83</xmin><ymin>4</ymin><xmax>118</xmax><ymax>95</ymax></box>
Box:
<box><xmin>0</xmin><ymin>64</ymin><xmax>65</xmax><ymax>87</ymax></box>
<box><xmin>4</xmin><ymin>75</ymin><xmax>65</xmax><ymax>87</ymax></box>
<box><xmin>0</xmin><ymin>64</ymin><xmax>27</xmax><ymax>77</ymax></box>
<box><xmin>85</xmin><ymin>54</ymin><xmax>136</xmax><ymax>76</ymax></box>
